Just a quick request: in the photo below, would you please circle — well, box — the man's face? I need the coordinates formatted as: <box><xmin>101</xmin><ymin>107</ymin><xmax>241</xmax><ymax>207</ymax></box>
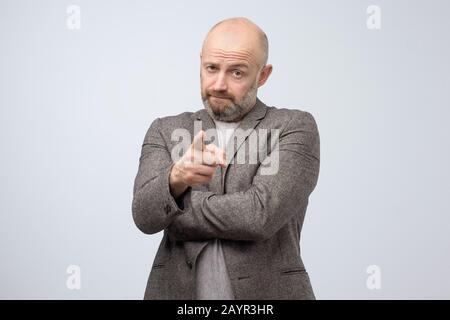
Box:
<box><xmin>200</xmin><ymin>50</ymin><xmax>261</xmax><ymax>122</ymax></box>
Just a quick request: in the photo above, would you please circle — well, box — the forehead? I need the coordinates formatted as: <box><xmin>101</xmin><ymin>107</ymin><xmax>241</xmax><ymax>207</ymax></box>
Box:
<box><xmin>202</xmin><ymin>31</ymin><xmax>260</xmax><ymax>67</ymax></box>
<box><xmin>202</xmin><ymin>49</ymin><xmax>254</xmax><ymax>68</ymax></box>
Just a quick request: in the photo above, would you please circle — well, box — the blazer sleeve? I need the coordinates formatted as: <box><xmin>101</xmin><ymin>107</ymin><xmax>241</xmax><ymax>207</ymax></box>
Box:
<box><xmin>167</xmin><ymin>111</ymin><xmax>320</xmax><ymax>242</ymax></box>
<box><xmin>131</xmin><ymin>117</ymin><xmax>187</xmax><ymax>234</ymax></box>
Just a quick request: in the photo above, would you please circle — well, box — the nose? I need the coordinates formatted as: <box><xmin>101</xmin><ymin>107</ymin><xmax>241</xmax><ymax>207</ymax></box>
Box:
<box><xmin>212</xmin><ymin>72</ymin><xmax>227</xmax><ymax>92</ymax></box>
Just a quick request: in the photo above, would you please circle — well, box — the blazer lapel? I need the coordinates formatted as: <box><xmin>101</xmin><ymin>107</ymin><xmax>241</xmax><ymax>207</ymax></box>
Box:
<box><xmin>221</xmin><ymin>98</ymin><xmax>268</xmax><ymax>192</ymax></box>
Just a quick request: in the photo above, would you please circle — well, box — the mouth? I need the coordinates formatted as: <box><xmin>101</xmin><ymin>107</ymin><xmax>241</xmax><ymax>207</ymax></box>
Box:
<box><xmin>210</xmin><ymin>96</ymin><xmax>229</xmax><ymax>100</ymax></box>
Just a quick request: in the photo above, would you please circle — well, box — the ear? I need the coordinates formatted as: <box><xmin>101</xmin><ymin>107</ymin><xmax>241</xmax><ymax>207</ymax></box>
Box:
<box><xmin>257</xmin><ymin>64</ymin><xmax>273</xmax><ymax>88</ymax></box>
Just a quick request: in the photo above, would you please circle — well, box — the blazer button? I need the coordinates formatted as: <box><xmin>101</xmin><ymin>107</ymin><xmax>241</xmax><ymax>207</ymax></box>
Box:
<box><xmin>186</xmin><ymin>260</ymin><xmax>193</xmax><ymax>269</ymax></box>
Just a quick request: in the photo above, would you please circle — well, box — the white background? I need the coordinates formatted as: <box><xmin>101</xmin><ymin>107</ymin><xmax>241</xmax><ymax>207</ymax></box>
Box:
<box><xmin>1</xmin><ymin>0</ymin><xmax>449</xmax><ymax>299</ymax></box>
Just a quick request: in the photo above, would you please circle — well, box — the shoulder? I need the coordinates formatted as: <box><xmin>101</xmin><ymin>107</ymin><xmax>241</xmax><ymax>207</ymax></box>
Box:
<box><xmin>263</xmin><ymin>105</ymin><xmax>319</xmax><ymax>131</ymax></box>
<box><xmin>154</xmin><ymin>110</ymin><xmax>196</xmax><ymax>128</ymax></box>
<box><xmin>144</xmin><ymin>109</ymin><xmax>198</xmax><ymax>134</ymax></box>
<box><xmin>140</xmin><ymin>109</ymin><xmax>198</xmax><ymax>145</ymax></box>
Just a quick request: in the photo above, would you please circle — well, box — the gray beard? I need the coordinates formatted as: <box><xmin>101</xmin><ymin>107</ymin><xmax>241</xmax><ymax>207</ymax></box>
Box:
<box><xmin>202</xmin><ymin>83</ymin><xmax>258</xmax><ymax>122</ymax></box>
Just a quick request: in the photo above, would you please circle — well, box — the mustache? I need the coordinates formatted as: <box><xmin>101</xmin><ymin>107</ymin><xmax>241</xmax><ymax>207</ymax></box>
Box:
<box><xmin>208</xmin><ymin>92</ymin><xmax>233</xmax><ymax>99</ymax></box>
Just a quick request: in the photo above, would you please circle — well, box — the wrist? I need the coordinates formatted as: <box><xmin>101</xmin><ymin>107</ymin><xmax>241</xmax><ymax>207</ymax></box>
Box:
<box><xmin>169</xmin><ymin>164</ymin><xmax>188</xmax><ymax>199</ymax></box>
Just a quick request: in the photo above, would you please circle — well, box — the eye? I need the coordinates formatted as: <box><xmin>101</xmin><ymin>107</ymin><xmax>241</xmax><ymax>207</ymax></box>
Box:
<box><xmin>206</xmin><ymin>65</ymin><xmax>217</xmax><ymax>72</ymax></box>
<box><xmin>232</xmin><ymin>70</ymin><xmax>243</xmax><ymax>78</ymax></box>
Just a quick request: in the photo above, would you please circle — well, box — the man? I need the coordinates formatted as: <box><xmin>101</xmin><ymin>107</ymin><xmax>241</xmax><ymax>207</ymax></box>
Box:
<box><xmin>132</xmin><ymin>17</ymin><xmax>320</xmax><ymax>300</ymax></box>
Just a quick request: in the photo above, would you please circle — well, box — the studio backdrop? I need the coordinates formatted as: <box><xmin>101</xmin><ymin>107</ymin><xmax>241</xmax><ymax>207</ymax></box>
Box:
<box><xmin>1</xmin><ymin>0</ymin><xmax>449</xmax><ymax>299</ymax></box>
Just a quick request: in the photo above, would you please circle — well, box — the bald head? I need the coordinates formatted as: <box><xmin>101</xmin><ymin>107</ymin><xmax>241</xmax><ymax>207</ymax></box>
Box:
<box><xmin>202</xmin><ymin>17</ymin><xmax>269</xmax><ymax>69</ymax></box>
<box><xmin>200</xmin><ymin>17</ymin><xmax>273</xmax><ymax>122</ymax></box>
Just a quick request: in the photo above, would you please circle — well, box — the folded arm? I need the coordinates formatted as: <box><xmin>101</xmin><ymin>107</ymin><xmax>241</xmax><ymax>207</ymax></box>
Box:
<box><xmin>167</xmin><ymin>111</ymin><xmax>320</xmax><ymax>242</ymax></box>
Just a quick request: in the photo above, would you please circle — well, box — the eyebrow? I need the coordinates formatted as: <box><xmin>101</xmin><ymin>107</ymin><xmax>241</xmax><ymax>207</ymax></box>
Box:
<box><xmin>203</xmin><ymin>62</ymin><xmax>249</xmax><ymax>69</ymax></box>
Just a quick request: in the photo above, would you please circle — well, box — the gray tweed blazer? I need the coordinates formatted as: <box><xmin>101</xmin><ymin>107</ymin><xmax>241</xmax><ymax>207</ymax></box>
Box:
<box><xmin>132</xmin><ymin>97</ymin><xmax>320</xmax><ymax>299</ymax></box>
